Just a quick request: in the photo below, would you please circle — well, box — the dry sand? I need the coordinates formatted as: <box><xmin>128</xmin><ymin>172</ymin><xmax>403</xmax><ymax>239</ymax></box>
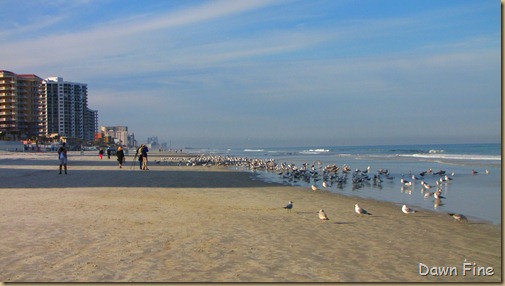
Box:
<box><xmin>0</xmin><ymin>151</ymin><xmax>501</xmax><ymax>282</ymax></box>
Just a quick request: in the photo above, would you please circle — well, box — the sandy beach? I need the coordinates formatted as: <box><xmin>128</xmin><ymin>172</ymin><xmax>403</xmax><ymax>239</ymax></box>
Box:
<box><xmin>0</xmin><ymin>151</ymin><xmax>501</xmax><ymax>282</ymax></box>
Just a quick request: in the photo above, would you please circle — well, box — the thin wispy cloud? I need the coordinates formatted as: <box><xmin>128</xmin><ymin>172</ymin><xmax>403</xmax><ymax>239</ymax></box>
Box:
<box><xmin>0</xmin><ymin>0</ymin><xmax>499</xmax><ymax>147</ymax></box>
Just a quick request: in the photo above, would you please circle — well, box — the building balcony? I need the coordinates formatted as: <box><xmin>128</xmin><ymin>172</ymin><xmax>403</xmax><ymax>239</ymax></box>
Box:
<box><xmin>0</xmin><ymin>124</ymin><xmax>16</xmax><ymax>128</ymax></box>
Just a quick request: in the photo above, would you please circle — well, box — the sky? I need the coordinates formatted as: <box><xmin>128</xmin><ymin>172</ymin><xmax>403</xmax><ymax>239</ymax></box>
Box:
<box><xmin>0</xmin><ymin>0</ymin><xmax>500</xmax><ymax>148</ymax></box>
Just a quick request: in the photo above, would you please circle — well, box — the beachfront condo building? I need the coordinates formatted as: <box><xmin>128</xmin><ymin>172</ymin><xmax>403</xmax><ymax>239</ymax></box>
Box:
<box><xmin>85</xmin><ymin>108</ymin><xmax>98</xmax><ymax>142</ymax></box>
<box><xmin>0</xmin><ymin>70</ymin><xmax>43</xmax><ymax>140</ymax></box>
<box><xmin>39</xmin><ymin>77</ymin><xmax>97</xmax><ymax>143</ymax></box>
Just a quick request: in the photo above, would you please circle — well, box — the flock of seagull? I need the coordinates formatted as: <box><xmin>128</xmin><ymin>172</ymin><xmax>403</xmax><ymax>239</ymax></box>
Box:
<box><xmin>282</xmin><ymin>200</ymin><xmax>466</xmax><ymax>223</ymax></box>
<box><xmin>282</xmin><ymin>201</ymin><xmax>466</xmax><ymax>223</ymax></box>
<box><xmin>160</xmin><ymin>154</ymin><xmax>483</xmax><ymax>223</ymax></box>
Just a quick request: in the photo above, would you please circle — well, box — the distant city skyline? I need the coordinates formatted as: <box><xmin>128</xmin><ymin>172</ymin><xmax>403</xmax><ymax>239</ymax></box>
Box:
<box><xmin>0</xmin><ymin>0</ymin><xmax>500</xmax><ymax>148</ymax></box>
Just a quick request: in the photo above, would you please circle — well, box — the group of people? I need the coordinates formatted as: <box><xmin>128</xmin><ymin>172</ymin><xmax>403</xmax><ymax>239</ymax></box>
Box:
<box><xmin>98</xmin><ymin>147</ymin><xmax>113</xmax><ymax>160</ymax></box>
<box><xmin>115</xmin><ymin>144</ymin><xmax>148</xmax><ymax>170</ymax></box>
<box><xmin>56</xmin><ymin>143</ymin><xmax>149</xmax><ymax>173</ymax></box>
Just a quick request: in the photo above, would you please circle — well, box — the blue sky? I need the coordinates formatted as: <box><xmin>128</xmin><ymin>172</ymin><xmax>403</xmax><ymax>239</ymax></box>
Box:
<box><xmin>0</xmin><ymin>0</ymin><xmax>500</xmax><ymax>148</ymax></box>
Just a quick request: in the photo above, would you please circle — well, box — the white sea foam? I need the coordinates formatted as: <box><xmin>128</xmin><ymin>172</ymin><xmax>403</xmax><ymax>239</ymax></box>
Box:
<box><xmin>401</xmin><ymin>153</ymin><xmax>501</xmax><ymax>161</ymax></box>
<box><xmin>299</xmin><ymin>149</ymin><xmax>330</xmax><ymax>155</ymax></box>
<box><xmin>244</xmin><ymin>149</ymin><xmax>265</xmax><ymax>152</ymax></box>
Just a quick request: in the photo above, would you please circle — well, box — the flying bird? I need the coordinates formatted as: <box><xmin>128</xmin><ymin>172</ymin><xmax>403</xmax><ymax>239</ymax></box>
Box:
<box><xmin>318</xmin><ymin>209</ymin><xmax>329</xmax><ymax>221</ymax></box>
<box><xmin>402</xmin><ymin>204</ymin><xmax>417</xmax><ymax>214</ymax></box>
<box><xmin>355</xmin><ymin>204</ymin><xmax>372</xmax><ymax>215</ymax></box>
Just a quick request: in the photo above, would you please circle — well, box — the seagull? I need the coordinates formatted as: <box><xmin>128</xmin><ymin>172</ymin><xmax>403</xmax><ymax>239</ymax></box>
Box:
<box><xmin>448</xmin><ymin>213</ymin><xmax>468</xmax><ymax>222</ymax></box>
<box><xmin>311</xmin><ymin>184</ymin><xmax>318</xmax><ymax>191</ymax></box>
<box><xmin>322</xmin><ymin>181</ymin><xmax>329</xmax><ymax>188</ymax></box>
<box><xmin>401</xmin><ymin>178</ymin><xmax>412</xmax><ymax>187</ymax></box>
<box><xmin>283</xmin><ymin>201</ymin><xmax>293</xmax><ymax>211</ymax></box>
<box><xmin>402</xmin><ymin>204</ymin><xmax>417</xmax><ymax>214</ymax></box>
<box><xmin>472</xmin><ymin>169</ymin><xmax>479</xmax><ymax>175</ymax></box>
<box><xmin>355</xmin><ymin>204</ymin><xmax>372</xmax><ymax>215</ymax></box>
<box><xmin>421</xmin><ymin>181</ymin><xmax>433</xmax><ymax>189</ymax></box>
<box><xmin>434</xmin><ymin>190</ymin><xmax>446</xmax><ymax>199</ymax></box>
<box><xmin>318</xmin><ymin>209</ymin><xmax>329</xmax><ymax>221</ymax></box>
<box><xmin>444</xmin><ymin>175</ymin><xmax>453</xmax><ymax>181</ymax></box>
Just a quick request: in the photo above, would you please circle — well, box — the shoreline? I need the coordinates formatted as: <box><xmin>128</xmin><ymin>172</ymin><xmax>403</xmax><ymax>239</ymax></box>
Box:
<box><xmin>0</xmin><ymin>152</ymin><xmax>501</xmax><ymax>282</ymax></box>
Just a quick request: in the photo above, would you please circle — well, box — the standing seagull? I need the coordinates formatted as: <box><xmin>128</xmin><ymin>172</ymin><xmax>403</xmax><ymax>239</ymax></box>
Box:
<box><xmin>402</xmin><ymin>204</ymin><xmax>417</xmax><ymax>214</ymax></box>
<box><xmin>318</xmin><ymin>209</ymin><xmax>329</xmax><ymax>221</ymax></box>
<box><xmin>311</xmin><ymin>184</ymin><xmax>318</xmax><ymax>191</ymax></box>
<box><xmin>355</xmin><ymin>204</ymin><xmax>372</xmax><ymax>215</ymax></box>
<box><xmin>283</xmin><ymin>201</ymin><xmax>293</xmax><ymax>211</ymax></box>
<box><xmin>434</xmin><ymin>189</ymin><xmax>446</xmax><ymax>200</ymax></box>
<box><xmin>401</xmin><ymin>178</ymin><xmax>412</xmax><ymax>187</ymax></box>
<box><xmin>448</xmin><ymin>213</ymin><xmax>468</xmax><ymax>222</ymax></box>
<box><xmin>421</xmin><ymin>181</ymin><xmax>433</xmax><ymax>189</ymax></box>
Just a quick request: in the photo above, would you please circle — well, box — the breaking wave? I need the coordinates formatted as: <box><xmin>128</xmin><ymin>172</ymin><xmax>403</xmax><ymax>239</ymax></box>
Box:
<box><xmin>299</xmin><ymin>149</ymin><xmax>331</xmax><ymax>155</ymax></box>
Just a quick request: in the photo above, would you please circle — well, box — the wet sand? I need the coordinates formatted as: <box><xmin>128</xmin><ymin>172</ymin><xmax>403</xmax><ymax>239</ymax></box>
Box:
<box><xmin>0</xmin><ymin>151</ymin><xmax>501</xmax><ymax>282</ymax></box>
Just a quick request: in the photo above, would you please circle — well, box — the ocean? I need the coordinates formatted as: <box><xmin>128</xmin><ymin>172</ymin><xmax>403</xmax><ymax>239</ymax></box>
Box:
<box><xmin>189</xmin><ymin>143</ymin><xmax>501</xmax><ymax>224</ymax></box>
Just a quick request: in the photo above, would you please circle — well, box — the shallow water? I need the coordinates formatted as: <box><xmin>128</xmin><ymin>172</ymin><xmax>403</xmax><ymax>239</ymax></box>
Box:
<box><xmin>196</xmin><ymin>143</ymin><xmax>501</xmax><ymax>224</ymax></box>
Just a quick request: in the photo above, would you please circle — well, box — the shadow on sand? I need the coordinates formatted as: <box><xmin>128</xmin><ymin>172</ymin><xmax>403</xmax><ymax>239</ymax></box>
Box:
<box><xmin>0</xmin><ymin>159</ymin><xmax>280</xmax><ymax>189</ymax></box>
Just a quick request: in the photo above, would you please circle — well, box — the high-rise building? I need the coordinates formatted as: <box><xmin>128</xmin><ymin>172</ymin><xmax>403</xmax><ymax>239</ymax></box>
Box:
<box><xmin>127</xmin><ymin>133</ymin><xmax>136</xmax><ymax>148</ymax></box>
<box><xmin>101</xmin><ymin>126</ymin><xmax>128</xmax><ymax>146</ymax></box>
<box><xmin>0</xmin><ymin>70</ymin><xmax>43</xmax><ymax>139</ymax></box>
<box><xmin>85</xmin><ymin>109</ymin><xmax>98</xmax><ymax>142</ymax></box>
<box><xmin>39</xmin><ymin>77</ymin><xmax>96</xmax><ymax>142</ymax></box>
<box><xmin>1</xmin><ymin>70</ymin><xmax>98</xmax><ymax>144</ymax></box>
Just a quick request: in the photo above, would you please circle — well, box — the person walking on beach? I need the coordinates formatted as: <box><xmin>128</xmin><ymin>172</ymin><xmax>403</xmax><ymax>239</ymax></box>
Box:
<box><xmin>116</xmin><ymin>146</ymin><xmax>125</xmax><ymax>168</ymax></box>
<box><xmin>107</xmin><ymin>147</ymin><xmax>111</xmax><ymax>159</ymax></box>
<box><xmin>99</xmin><ymin>148</ymin><xmax>104</xmax><ymax>159</ymax></box>
<box><xmin>58</xmin><ymin>142</ymin><xmax>68</xmax><ymax>174</ymax></box>
<box><xmin>141</xmin><ymin>144</ymin><xmax>149</xmax><ymax>170</ymax></box>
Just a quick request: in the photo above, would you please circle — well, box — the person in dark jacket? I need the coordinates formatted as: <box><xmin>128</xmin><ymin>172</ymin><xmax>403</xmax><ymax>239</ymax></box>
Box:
<box><xmin>116</xmin><ymin>146</ymin><xmax>125</xmax><ymax>168</ymax></box>
<box><xmin>141</xmin><ymin>144</ymin><xmax>149</xmax><ymax>170</ymax></box>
